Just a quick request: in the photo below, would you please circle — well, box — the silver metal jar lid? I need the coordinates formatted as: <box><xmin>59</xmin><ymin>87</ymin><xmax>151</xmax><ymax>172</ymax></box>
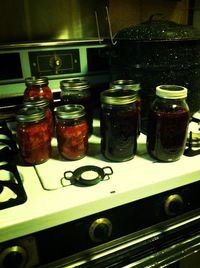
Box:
<box><xmin>60</xmin><ymin>78</ymin><xmax>90</xmax><ymax>91</ymax></box>
<box><xmin>101</xmin><ymin>89</ymin><xmax>138</xmax><ymax>105</ymax></box>
<box><xmin>55</xmin><ymin>104</ymin><xmax>85</xmax><ymax>119</ymax></box>
<box><xmin>16</xmin><ymin>107</ymin><xmax>45</xmax><ymax>123</ymax></box>
<box><xmin>25</xmin><ymin>76</ymin><xmax>49</xmax><ymax>86</ymax></box>
<box><xmin>156</xmin><ymin>85</ymin><xmax>188</xmax><ymax>99</ymax></box>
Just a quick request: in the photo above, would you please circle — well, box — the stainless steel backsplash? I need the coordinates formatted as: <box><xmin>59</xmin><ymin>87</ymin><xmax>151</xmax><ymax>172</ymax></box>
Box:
<box><xmin>0</xmin><ymin>0</ymin><xmax>109</xmax><ymax>44</ymax></box>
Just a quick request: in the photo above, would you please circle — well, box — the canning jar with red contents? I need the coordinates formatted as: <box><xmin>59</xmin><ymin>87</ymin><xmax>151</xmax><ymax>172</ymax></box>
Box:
<box><xmin>55</xmin><ymin>104</ymin><xmax>88</xmax><ymax>160</ymax></box>
<box><xmin>23</xmin><ymin>97</ymin><xmax>54</xmax><ymax>136</ymax></box>
<box><xmin>24</xmin><ymin>76</ymin><xmax>53</xmax><ymax>106</ymax></box>
<box><xmin>60</xmin><ymin>79</ymin><xmax>93</xmax><ymax>135</ymax></box>
<box><xmin>147</xmin><ymin>85</ymin><xmax>190</xmax><ymax>162</ymax></box>
<box><xmin>100</xmin><ymin>89</ymin><xmax>139</xmax><ymax>162</ymax></box>
<box><xmin>16</xmin><ymin>107</ymin><xmax>52</xmax><ymax>165</ymax></box>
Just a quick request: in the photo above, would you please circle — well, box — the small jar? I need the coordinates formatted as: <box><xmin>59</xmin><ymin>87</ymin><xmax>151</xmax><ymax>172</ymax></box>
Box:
<box><xmin>100</xmin><ymin>89</ymin><xmax>139</xmax><ymax>162</ymax></box>
<box><xmin>24</xmin><ymin>76</ymin><xmax>54</xmax><ymax>106</ymax></box>
<box><xmin>60</xmin><ymin>78</ymin><xmax>93</xmax><ymax>135</ymax></box>
<box><xmin>23</xmin><ymin>97</ymin><xmax>54</xmax><ymax>136</ymax></box>
<box><xmin>147</xmin><ymin>85</ymin><xmax>190</xmax><ymax>162</ymax></box>
<box><xmin>55</xmin><ymin>104</ymin><xmax>88</xmax><ymax>160</ymax></box>
<box><xmin>16</xmin><ymin>107</ymin><xmax>52</xmax><ymax>164</ymax></box>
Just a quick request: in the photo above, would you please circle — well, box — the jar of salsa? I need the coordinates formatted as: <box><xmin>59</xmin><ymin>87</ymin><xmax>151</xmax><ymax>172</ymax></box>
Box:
<box><xmin>100</xmin><ymin>89</ymin><xmax>139</xmax><ymax>162</ymax></box>
<box><xmin>55</xmin><ymin>104</ymin><xmax>88</xmax><ymax>160</ymax></box>
<box><xmin>24</xmin><ymin>76</ymin><xmax>54</xmax><ymax>107</ymax></box>
<box><xmin>23</xmin><ymin>97</ymin><xmax>54</xmax><ymax>137</ymax></box>
<box><xmin>60</xmin><ymin>78</ymin><xmax>93</xmax><ymax>135</ymax></box>
<box><xmin>16</xmin><ymin>107</ymin><xmax>52</xmax><ymax>165</ymax></box>
<box><xmin>147</xmin><ymin>85</ymin><xmax>190</xmax><ymax>162</ymax></box>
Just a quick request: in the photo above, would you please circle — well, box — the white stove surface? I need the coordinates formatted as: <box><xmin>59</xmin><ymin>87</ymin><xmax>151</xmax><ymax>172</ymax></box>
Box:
<box><xmin>0</xmin><ymin>120</ymin><xmax>200</xmax><ymax>243</ymax></box>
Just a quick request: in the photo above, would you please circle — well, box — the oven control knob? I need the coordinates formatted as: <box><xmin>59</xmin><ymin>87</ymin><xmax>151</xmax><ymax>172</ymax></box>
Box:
<box><xmin>89</xmin><ymin>218</ymin><xmax>112</xmax><ymax>243</ymax></box>
<box><xmin>0</xmin><ymin>246</ymin><xmax>27</xmax><ymax>268</ymax></box>
<box><xmin>164</xmin><ymin>194</ymin><xmax>184</xmax><ymax>216</ymax></box>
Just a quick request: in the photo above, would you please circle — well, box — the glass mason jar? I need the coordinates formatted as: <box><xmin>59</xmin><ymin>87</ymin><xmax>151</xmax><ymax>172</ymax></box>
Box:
<box><xmin>23</xmin><ymin>96</ymin><xmax>54</xmax><ymax>137</ymax></box>
<box><xmin>16</xmin><ymin>107</ymin><xmax>52</xmax><ymax>165</ymax></box>
<box><xmin>100</xmin><ymin>89</ymin><xmax>139</xmax><ymax>162</ymax></box>
<box><xmin>24</xmin><ymin>76</ymin><xmax>54</xmax><ymax>106</ymax></box>
<box><xmin>146</xmin><ymin>85</ymin><xmax>190</xmax><ymax>162</ymax></box>
<box><xmin>55</xmin><ymin>104</ymin><xmax>88</xmax><ymax>160</ymax></box>
<box><xmin>111</xmin><ymin>79</ymin><xmax>141</xmax><ymax>135</ymax></box>
<box><xmin>60</xmin><ymin>78</ymin><xmax>93</xmax><ymax>135</ymax></box>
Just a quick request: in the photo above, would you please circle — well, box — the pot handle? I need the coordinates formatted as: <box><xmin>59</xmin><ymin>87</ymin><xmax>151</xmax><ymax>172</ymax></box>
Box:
<box><xmin>105</xmin><ymin>6</ymin><xmax>117</xmax><ymax>45</ymax></box>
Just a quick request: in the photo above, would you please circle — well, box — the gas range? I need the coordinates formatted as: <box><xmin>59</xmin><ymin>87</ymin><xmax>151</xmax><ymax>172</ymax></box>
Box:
<box><xmin>0</xmin><ymin>118</ymin><xmax>200</xmax><ymax>267</ymax></box>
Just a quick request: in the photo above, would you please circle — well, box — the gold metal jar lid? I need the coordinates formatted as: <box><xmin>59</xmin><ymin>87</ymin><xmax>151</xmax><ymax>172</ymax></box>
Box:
<box><xmin>101</xmin><ymin>89</ymin><xmax>138</xmax><ymax>105</ymax></box>
<box><xmin>55</xmin><ymin>104</ymin><xmax>85</xmax><ymax>119</ymax></box>
<box><xmin>60</xmin><ymin>78</ymin><xmax>90</xmax><ymax>91</ymax></box>
<box><xmin>16</xmin><ymin>107</ymin><xmax>45</xmax><ymax>123</ymax></box>
<box><xmin>110</xmin><ymin>80</ymin><xmax>141</xmax><ymax>91</ymax></box>
<box><xmin>23</xmin><ymin>97</ymin><xmax>49</xmax><ymax>109</ymax></box>
<box><xmin>25</xmin><ymin>76</ymin><xmax>49</xmax><ymax>86</ymax></box>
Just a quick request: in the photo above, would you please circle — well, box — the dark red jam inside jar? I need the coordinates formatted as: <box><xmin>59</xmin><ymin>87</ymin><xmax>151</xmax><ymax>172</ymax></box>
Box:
<box><xmin>110</xmin><ymin>79</ymin><xmax>141</xmax><ymax>135</ymax></box>
<box><xmin>24</xmin><ymin>76</ymin><xmax>54</xmax><ymax>106</ymax></box>
<box><xmin>100</xmin><ymin>89</ymin><xmax>139</xmax><ymax>162</ymax></box>
<box><xmin>16</xmin><ymin>107</ymin><xmax>52</xmax><ymax>165</ymax></box>
<box><xmin>60</xmin><ymin>79</ymin><xmax>93</xmax><ymax>135</ymax></box>
<box><xmin>55</xmin><ymin>104</ymin><xmax>88</xmax><ymax>160</ymax></box>
<box><xmin>147</xmin><ymin>85</ymin><xmax>190</xmax><ymax>162</ymax></box>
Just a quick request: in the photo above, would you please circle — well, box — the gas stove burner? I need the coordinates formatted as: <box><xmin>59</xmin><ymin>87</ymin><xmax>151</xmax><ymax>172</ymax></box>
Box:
<box><xmin>0</xmin><ymin>121</ymin><xmax>27</xmax><ymax>210</ymax></box>
<box><xmin>61</xmin><ymin>165</ymin><xmax>113</xmax><ymax>187</ymax></box>
<box><xmin>0</xmin><ymin>164</ymin><xmax>27</xmax><ymax>209</ymax></box>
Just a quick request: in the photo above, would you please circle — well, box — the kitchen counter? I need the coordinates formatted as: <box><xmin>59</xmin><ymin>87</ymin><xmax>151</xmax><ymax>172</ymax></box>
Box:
<box><xmin>0</xmin><ymin>121</ymin><xmax>200</xmax><ymax>243</ymax></box>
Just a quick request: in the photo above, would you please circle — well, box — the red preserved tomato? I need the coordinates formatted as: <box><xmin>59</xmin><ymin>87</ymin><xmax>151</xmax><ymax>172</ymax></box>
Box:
<box><xmin>56</xmin><ymin>121</ymin><xmax>88</xmax><ymax>160</ymax></box>
<box><xmin>16</xmin><ymin>107</ymin><xmax>52</xmax><ymax>164</ymax></box>
<box><xmin>24</xmin><ymin>77</ymin><xmax>53</xmax><ymax>103</ymax></box>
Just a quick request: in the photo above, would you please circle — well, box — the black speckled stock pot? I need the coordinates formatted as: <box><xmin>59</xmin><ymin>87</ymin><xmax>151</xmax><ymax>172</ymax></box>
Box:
<box><xmin>111</xmin><ymin>16</ymin><xmax>200</xmax><ymax>132</ymax></box>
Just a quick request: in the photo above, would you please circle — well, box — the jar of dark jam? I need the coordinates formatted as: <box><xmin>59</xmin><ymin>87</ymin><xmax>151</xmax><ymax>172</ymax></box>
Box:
<box><xmin>16</xmin><ymin>107</ymin><xmax>52</xmax><ymax>165</ymax></box>
<box><xmin>111</xmin><ymin>79</ymin><xmax>141</xmax><ymax>135</ymax></box>
<box><xmin>23</xmin><ymin>97</ymin><xmax>54</xmax><ymax>137</ymax></box>
<box><xmin>24</xmin><ymin>76</ymin><xmax>54</xmax><ymax>106</ymax></box>
<box><xmin>100</xmin><ymin>89</ymin><xmax>139</xmax><ymax>162</ymax></box>
<box><xmin>55</xmin><ymin>104</ymin><xmax>88</xmax><ymax>160</ymax></box>
<box><xmin>147</xmin><ymin>85</ymin><xmax>190</xmax><ymax>162</ymax></box>
<box><xmin>60</xmin><ymin>79</ymin><xmax>93</xmax><ymax>135</ymax></box>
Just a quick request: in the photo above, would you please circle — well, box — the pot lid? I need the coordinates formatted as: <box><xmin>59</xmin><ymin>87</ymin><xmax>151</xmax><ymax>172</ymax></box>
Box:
<box><xmin>115</xmin><ymin>15</ymin><xmax>200</xmax><ymax>41</ymax></box>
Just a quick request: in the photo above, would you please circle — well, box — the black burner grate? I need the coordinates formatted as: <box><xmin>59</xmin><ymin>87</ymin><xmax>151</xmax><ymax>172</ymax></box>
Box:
<box><xmin>0</xmin><ymin>122</ymin><xmax>27</xmax><ymax>210</ymax></box>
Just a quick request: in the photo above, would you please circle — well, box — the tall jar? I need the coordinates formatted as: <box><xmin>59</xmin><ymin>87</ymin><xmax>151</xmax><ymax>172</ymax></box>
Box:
<box><xmin>24</xmin><ymin>76</ymin><xmax>54</xmax><ymax>107</ymax></box>
<box><xmin>147</xmin><ymin>85</ymin><xmax>190</xmax><ymax>162</ymax></box>
<box><xmin>16</xmin><ymin>107</ymin><xmax>52</xmax><ymax>165</ymax></box>
<box><xmin>111</xmin><ymin>79</ymin><xmax>141</xmax><ymax>135</ymax></box>
<box><xmin>55</xmin><ymin>104</ymin><xmax>88</xmax><ymax>160</ymax></box>
<box><xmin>100</xmin><ymin>89</ymin><xmax>139</xmax><ymax>162</ymax></box>
<box><xmin>60</xmin><ymin>78</ymin><xmax>93</xmax><ymax>135</ymax></box>
<box><xmin>23</xmin><ymin>97</ymin><xmax>54</xmax><ymax>136</ymax></box>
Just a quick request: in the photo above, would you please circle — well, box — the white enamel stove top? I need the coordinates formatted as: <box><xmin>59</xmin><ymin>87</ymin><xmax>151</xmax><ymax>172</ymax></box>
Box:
<box><xmin>0</xmin><ymin>120</ymin><xmax>200</xmax><ymax>243</ymax></box>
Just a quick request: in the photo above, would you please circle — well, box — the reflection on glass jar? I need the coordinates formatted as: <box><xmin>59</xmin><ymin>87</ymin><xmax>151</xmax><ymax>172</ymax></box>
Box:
<box><xmin>55</xmin><ymin>104</ymin><xmax>88</xmax><ymax>160</ymax></box>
